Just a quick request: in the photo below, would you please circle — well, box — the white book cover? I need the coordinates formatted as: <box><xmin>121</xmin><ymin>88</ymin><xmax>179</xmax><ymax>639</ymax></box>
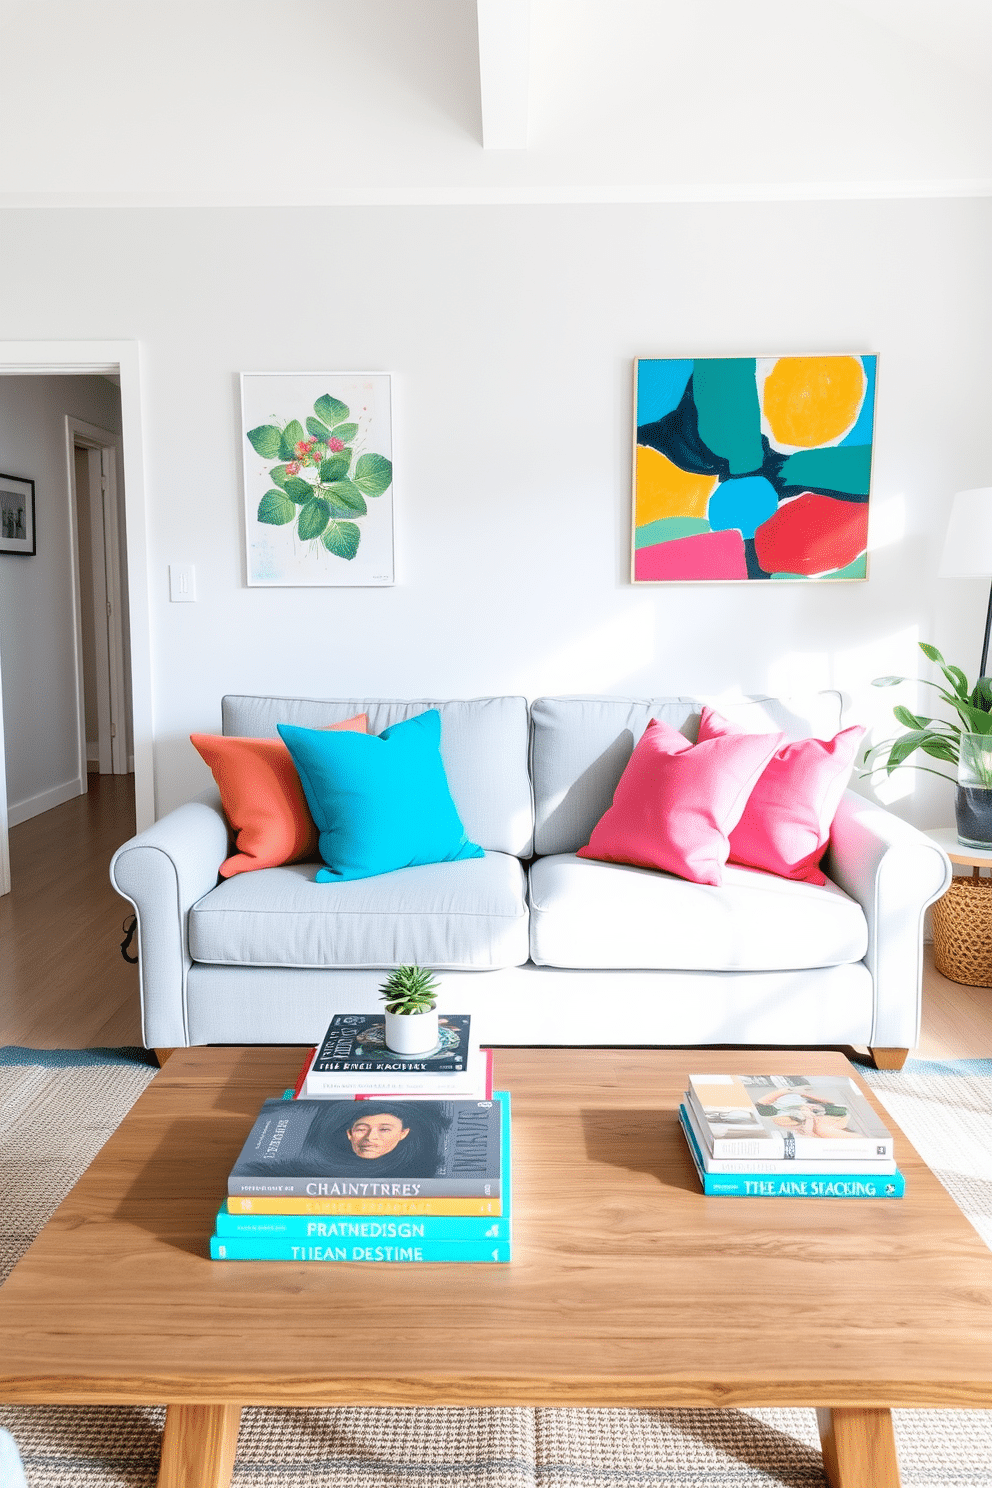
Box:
<box><xmin>686</xmin><ymin>1074</ymin><xmax>894</xmax><ymax>1161</ymax></box>
<box><xmin>305</xmin><ymin>1041</ymin><xmax>488</xmax><ymax>1098</ymax></box>
<box><xmin>680</xmin><ymin>1094</ymin><xmax>897</xmax><ymax>1175</ymax></box>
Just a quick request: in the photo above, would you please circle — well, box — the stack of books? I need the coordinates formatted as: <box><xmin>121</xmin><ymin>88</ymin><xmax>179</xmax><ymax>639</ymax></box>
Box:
<box><xmin>298</xmin><ymin>1013</ymin><xmax>492</xmax><ymax>1101</ymax></box>
<box><xmin>210</xmin><ymin>1088</ymin><xmax>511</xmax><ymax>1262</ymax></box>
<box><xmin>679</xmin><ymin>1073</ymin><xmax>904</xmax><ymax>1198</ymax></box>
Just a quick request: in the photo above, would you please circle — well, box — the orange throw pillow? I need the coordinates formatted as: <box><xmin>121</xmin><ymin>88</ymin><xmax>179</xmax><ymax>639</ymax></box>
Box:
<box><xmin>191</xmin><ymin>715</ymin><xmax>368</xmax><ymax>877</ymax></box>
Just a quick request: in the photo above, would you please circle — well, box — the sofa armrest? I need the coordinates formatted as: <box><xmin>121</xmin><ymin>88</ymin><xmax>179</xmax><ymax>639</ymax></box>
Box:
<box><xmin>109</xmin><ymin>789</ymin><xmax>231</xmax><ymax>1048</ymax></box>
<box><xmin>823</xmin><ymin>789</ymin><xmax>951</xmax><ymax>1051</ymax></box>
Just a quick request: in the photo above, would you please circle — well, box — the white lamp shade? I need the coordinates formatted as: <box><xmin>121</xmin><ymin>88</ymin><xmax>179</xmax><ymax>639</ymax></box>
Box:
<box><xmin>939</xmin><ymin>488</ymin><xmax>992</xmax><ymax>576</ymax></box>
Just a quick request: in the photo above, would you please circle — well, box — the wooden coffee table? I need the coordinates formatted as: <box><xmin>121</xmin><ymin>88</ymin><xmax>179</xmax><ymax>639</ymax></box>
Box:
<box><xmin>2</xmin><ymin>1046</ymin><xmax>992</xmax><ymax>1488</ymax></box>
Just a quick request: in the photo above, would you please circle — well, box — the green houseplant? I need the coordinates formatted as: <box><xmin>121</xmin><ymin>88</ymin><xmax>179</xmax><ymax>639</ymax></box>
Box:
<box><xmin>379</xmin><ymin>965</ymin><xmax>441</xmax><ymax>1055</ymax></box>
<box><xmin>863</xmin><ymin>642</ymin><xmax>992</xmax><ymax>848</ymax></box>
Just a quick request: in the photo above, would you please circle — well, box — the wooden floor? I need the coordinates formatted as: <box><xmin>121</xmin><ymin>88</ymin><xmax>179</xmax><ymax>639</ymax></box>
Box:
<box><xmin>0</xmin><ymin>774</ymin><xmax>142</xmax><ymax>1047</ymax></box>
<box><xmin>0</xmin><ymin>777</ymin><xmax>988</xmax><ymax>1056</ymax></box>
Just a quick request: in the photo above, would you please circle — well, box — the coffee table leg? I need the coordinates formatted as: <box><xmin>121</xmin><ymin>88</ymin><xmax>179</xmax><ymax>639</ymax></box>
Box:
<box><xmin>157</xmin><ymin>1403</ymin><xmax>242</xmax><ymax>1488</ymax></box>
<box><xmin>816</xmin><ymin>1406</ymin><xmax>900</xmax><ymax>1487</ymax></box>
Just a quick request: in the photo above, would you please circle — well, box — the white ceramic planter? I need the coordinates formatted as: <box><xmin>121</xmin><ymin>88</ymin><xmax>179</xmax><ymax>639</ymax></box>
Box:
<box><xmin>384</xmin><ymin>1007</ymin><xmax>439</xmax><ymax>1055</ymax></box>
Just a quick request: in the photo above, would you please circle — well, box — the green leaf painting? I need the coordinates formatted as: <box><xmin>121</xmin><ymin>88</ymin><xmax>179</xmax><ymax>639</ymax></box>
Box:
<box><xmin>314</xmin><ymin>394</ymin><xmax>349</xmax><ymax>428</ymax></box>
<box><xmin>258</xmin><ymin>490</ymin><xmax>296</xmax><ymax>525</ymax></box>
<box><xmin>354</xmin><ymin>452</ymin><xmax>392</xmax><ymax>498</ymax></box>
<box><xmin>298</xmin><ymin>498</ymin><xmax>330</xmax><ymax>541</ymax></box>
<box><xmin>283</xmin><ymin>476</ymin><xmax>315</xmax><ymax>505</ymax></box>
<box><xmin>243</xmin><ymin>376</ymin><xmax>392</xmax><ymax>580</ymax></box>
<box><xmin>319</xmin><ymin>453</ymin><xmax>351</xmax><ymax>483</ymax></box>
<box><xmin>323</xmin><ymin>479</ymin><xmax>367</xmax><ymax>515</ymax></box>
<box><xmin>279</xmin><ymin>420</ymin><xmax>306</xmax><ymax>462</ymax></box>
<box><xmin>322</xmin><ymin>520</ymin><xmax>361</xmax><ymax>560</ymax></box>
<box><xmin>247</xmin><ymin>425</ymin><xmax>282</xmax><ymax>459</ymax></box>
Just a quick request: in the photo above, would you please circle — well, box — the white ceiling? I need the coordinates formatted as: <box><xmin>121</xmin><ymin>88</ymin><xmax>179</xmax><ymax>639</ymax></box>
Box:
<box><xmin>1</xmin><ymin>0</ymin><xmax>990</xmax><ymax>205</ymax></box>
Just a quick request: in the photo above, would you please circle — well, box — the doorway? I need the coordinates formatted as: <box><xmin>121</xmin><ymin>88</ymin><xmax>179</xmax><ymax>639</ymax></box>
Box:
<box><xmin>0</xmin><ymin>342</ymin><xmax>153</xmax><ymax>897</ymax></box>
<box><xmin>69</xmin><ymin>417</ymin><xmax>131</xmax><ymax>778</ymax></box>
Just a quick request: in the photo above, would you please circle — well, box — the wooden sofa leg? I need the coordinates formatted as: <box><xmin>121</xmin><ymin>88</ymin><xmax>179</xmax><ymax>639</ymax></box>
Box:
<box><xmin>153</xmin><ymin>1048</ymin><xmax>177</xmax><ymax>1067</ymax></box>
<box><xmin>868</xmin><ymin>1047</ymin><xmax>910</xmax><ymax>1071</ymax></box>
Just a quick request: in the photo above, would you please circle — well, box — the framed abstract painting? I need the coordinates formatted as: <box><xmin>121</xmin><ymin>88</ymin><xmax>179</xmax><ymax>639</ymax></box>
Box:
<box><xmin>631</xmin><ymin>355</ymin><xmax>876</xmax><ymax>583</ymax></box>
<box><xmin>242</xmin><ymin>372</ymin><xmax>394</xmax><ymax>587</ymax></box>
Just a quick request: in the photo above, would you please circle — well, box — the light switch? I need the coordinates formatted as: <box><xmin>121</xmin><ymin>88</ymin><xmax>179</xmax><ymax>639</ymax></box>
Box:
<box><xmin>170</xmin><ymin>563</ymin><xmax>196</xmax><ymax>602</ymax></box>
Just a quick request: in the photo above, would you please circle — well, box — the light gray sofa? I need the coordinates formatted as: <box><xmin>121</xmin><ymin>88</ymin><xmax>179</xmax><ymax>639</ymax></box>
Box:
<box><xmin>110</xmin><ymin>692</ymin><xmax>952</xmax><ymax>1067</ymax></box>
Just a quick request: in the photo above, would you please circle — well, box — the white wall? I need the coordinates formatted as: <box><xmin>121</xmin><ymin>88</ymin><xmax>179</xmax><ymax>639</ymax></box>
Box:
<box><xmin>0</xmin><ymin>200</ymin><xmax>987</xmax><ymax>830</ymax></box>
<box><xmin>0</xmin><ymin>1</ymin><xmax>989</xmax><ymax>205</ymax></box>
<box><xmin>0</xmin><ymin>376</ymin><xmax>123</xmax><ymax>820</ymax></box>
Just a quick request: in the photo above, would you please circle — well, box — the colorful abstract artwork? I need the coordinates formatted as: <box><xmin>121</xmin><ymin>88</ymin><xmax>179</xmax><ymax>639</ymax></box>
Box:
<box><xmin>632</xmin><ymin>355</ymin><xmax>876</xmax><ymax>583</ymax></box>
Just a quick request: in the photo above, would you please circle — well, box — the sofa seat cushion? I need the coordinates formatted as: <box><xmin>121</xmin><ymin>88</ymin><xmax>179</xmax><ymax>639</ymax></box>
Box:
<box><xmin>189</xmin><ymin>851</ymin><xmax>529</xmax><ymax>970</ymax></box>
<box><xmin>528</xmin><ymin>853</ymin><xmax>868</xmax><ymax>972</ymax></box>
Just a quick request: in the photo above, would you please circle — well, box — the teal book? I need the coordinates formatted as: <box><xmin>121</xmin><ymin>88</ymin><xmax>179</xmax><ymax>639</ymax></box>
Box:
<box><xmin>210</xmin><ymin>1235</ymin><xmax>511</xmax><ymax>1262</ymax></box>
<box><xmin>216</xmin><ymin>1091</ymin><xmax>512</xmax><ymax>1242</ymax></box>
<box><xmin>679</xmin><ymin>1106</ymin><xmax>905</xmax><ymax>1198</ymax></box>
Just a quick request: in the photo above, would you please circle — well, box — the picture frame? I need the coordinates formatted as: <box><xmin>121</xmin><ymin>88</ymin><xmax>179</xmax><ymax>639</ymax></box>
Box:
<box><xmin>0</xmin><ymin>473</ymin><xmax>36</xmax><ymax>556</ymax></box>
<box><xmin>241</xmin><ymin>372</ymin><xmax>394</xmax><ymax>587</ymax></box>
<box><xmin>631</xmin><ymin>354</ymin><xmax>876</xmax><ymax>583</ymax></box>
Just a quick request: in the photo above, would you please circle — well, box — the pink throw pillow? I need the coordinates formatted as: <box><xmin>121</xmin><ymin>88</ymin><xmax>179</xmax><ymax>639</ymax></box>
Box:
<box><xmin>577</xmin><ymin>716</ymin><xmax>784</xmax><ymax>886</ymax></box>
<box><xmin>695</xmin><ymin>706</ymin><xmax>866</xmax><ymax>885</ymax></box>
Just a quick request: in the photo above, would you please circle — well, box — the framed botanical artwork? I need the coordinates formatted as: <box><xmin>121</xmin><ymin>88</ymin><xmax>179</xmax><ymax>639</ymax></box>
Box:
<box><xmin>0</xmin><ymin>473</ymin><xmax>36</xmax><ymax>556</ymax></box>
<box><xmin>241</xmin><ymin>372</ymin><xmax>394</xmax><ymax>586</ymax></box>
<box><xmin>631</xmin><ymin>354</ymin><xmax>877</xmax><ymax>583</ymax></box>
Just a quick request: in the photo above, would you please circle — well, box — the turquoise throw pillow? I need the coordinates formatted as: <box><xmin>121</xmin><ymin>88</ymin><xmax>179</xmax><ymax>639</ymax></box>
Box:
<box><xmin>277</xmin><ymin>709</ymin><xmax>484</xmax><ymax>882</ymax></box>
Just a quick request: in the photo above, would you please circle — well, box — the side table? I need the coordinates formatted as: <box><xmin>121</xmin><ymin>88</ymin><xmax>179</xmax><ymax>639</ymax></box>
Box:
<box><xmin>924</xmin><ymin>828</ymin><xmax>992</xmax><ymax>986</ymax></box>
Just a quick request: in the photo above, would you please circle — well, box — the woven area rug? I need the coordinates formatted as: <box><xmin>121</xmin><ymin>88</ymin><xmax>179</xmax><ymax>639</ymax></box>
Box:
<box><xmin>4</xmin><ymin>1050</ymin><xmax>992</xmax><ymax>1488</ymax></box>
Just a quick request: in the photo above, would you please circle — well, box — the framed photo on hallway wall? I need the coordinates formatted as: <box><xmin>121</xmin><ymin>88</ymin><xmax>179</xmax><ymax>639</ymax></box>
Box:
<box><xmin>0</xmin><ymin>473</ymin><xmax>36</xmax><ymax>556</ymax></box>
<box><xmin>631</xmin><ymin>354</ymin><xmax>876</xmax><ymax>583</ymax></box>
<box><xmin>241</xmin><ymin>372</ymin><xmax>394</xmax><ymax>587</ymax></box>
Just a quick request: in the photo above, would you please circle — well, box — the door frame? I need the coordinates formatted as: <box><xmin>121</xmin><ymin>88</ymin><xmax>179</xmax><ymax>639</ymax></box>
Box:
<box><xmin>0</xmin><ymin>342</ymin><xmax>153</xmax><ymax>865</ymax></box>
<box><xmin>67</xmin><ymin>418</ymin><xmax>129</xmax><ymax>777</ymax></box>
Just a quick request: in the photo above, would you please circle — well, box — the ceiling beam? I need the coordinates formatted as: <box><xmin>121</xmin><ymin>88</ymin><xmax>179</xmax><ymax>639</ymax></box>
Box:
<box><xmin>477</xmin><ymin>0</ymin><xmax>530</xmax><ymax>150</ymax></box>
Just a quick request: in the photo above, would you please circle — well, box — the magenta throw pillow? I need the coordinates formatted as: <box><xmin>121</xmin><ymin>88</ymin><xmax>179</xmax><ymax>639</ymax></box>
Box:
<box><xmin>695</xmin><ymin>706</ymin><xmax>866</xmax><ymax>885</ymax></box>
<box><xmin>576</xmin><ymin>716</ymin><xmax>784</xmax><ymax>886</ymax></box>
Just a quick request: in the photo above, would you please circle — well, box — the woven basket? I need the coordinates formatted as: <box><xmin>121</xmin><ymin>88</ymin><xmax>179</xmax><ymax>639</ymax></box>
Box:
<box><xmin>932</xmin><ymin>871</ymin><xmax>992</xmax><ymax>986</ymax></box>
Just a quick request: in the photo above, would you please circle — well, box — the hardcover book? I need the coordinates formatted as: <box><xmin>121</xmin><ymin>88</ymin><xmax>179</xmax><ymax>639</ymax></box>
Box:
<box><xmin>687</xmin><ymin>1073</ymin><xmax>895</xmax><ymax>1161</ymax></box>
<box><xmin>210</xmin><ymin>1236</ymin><xmax>511</xmax><ymax>1262</ymax></box>
<box><xmin>680</xmin><ymin>1096</ymin><xmax>897</xmax><ymax>1176</ymax></box>
<box><xmin>218</xmin><ymin>1091</ymin><xmax>512</xmax><ymax>1239</ymax></box>
<box><xmin>215</xmin><ymin>1208</ymin><xmax>511</xmax><ymax>1242</ymax></box>
<box><xmin>679</xmin><ymin>1107</ymin><xmax>904</xmax><ymax>1198</ymax></box>
<box><xmin>226</xmin><ymin>1194</ymin><xmax>503</xmax><ymax>1217</ymax></box>
<box><xmin>304</xmin><ymin>1044</ymin><xmax>491</xmax><ymax>1100</ymax></box>
<box><xmin>228</xmin><ymin>1091</ymin><xmax>502</xmax><ymax>1198</ymax></box>
<box><xmin>309</xmin><ymin>1013</ymin><xmax>472</xmax><ymax>1075</ymax></box>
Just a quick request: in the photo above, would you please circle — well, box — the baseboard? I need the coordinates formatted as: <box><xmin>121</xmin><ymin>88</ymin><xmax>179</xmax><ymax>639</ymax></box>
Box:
<box><xmin>7</xmin><ymin>776</ymin><xmax>86</xmax><ymax>827</ymax></box>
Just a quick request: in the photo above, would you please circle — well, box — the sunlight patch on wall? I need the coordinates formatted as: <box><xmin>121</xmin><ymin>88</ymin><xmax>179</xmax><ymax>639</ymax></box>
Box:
<box><xmin>868</xmin><ymin>491</ymin><xmax>907</xmax><ymax>551</ymax></box>
<box><xmin>836</xmin><ymin>625</ymin><xmax>923</xmax><ymax>807</ymax></box>
<box><xmin>515</xmin><ymin>603</ymin><xmax>656</xmax><ymax>698</ymax></box>
<box><xmin>766</xmin><ymin>651</ymin><xmax>833</xmax><ymax>700</ymax></box>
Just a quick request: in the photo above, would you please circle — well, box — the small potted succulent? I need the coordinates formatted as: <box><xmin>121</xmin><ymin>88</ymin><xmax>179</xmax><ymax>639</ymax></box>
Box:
<box><xmin>379</xmin><ymin>965</ymin><xmax>441</xmax><ymax>1055</ymax></box>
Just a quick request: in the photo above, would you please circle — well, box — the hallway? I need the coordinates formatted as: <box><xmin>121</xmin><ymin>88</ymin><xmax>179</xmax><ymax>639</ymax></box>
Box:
<box><xmin>0</xmin><ymin>776</ymin><xmax>140</xmax><ymax>1046</ymax></box>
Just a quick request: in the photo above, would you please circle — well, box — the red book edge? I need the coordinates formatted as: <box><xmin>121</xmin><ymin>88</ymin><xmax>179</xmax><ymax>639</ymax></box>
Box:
<box><xmin>293</xmin><ymin>1047</ymin><xmax>317</xmax><ymax>1100</ymax></box>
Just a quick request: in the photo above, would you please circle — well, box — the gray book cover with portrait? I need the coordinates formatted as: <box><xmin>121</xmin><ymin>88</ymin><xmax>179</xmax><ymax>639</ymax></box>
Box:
<box><xmin>228</xmin><ymin>1096</ymin><xmax>502</xmax><ymax>1198</ymax></box>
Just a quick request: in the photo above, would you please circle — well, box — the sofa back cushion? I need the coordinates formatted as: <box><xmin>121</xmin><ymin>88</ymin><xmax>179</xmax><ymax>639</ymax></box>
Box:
<box><xmin>222</xmin><ymin>695</ymin><xmax>534</xmax><ymax>858</ymax></box>
<box><xmin>530</xmin><ymin>693</ymin><xmax>845</xmax><ymax>858</ymax></box>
